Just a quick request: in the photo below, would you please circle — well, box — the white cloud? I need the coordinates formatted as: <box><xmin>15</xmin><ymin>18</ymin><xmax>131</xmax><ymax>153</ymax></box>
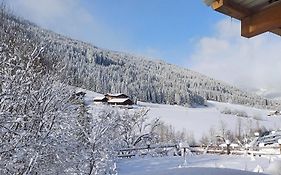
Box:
<box><xmin>8</xmin><ymin>0</ymin><xmax>130</xmax><ymax>51</ymax></box>
<box><xmin>189</xmin><ymin>18</ymin><xmax>281</xmax><ymax>99</ymax></box>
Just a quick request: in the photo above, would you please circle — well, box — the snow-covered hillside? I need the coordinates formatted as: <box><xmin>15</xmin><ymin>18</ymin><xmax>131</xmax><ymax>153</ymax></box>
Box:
<box><xmin>143</xmin><ymin>101</ymin><xmax>281</xmax><ymax>141</ymax></box>
<box><xmin>1</xmin><ymin>10</ymin><xmax>279</xmax><ymax>108</ymax></box>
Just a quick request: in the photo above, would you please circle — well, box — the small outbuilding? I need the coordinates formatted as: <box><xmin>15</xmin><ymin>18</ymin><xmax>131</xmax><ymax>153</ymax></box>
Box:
<box><xmin>105</xmin><ymin>93</ymin><xmax>129</xmax><ymax>100</ymax></box>
<box><xmin>107</xmin><ymin>98</ymin><xmax>134</xmax><ymax>106</ymax></box>
<box><xmin>93</xmin><ymin>96</ymin><xmax>108</xmax><ymax>103</ymax></box>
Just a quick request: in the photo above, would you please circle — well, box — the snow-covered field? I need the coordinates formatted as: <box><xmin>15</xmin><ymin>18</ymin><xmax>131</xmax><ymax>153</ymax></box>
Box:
<box><xmin>141</xmin><ymin>101</ymin><xmax>281</xmax><ymax>140</ymax></box>
<box><xmin>80</xmin><ymin>87</ymin><xmax>281</xmax><ymax>141</ymax></box>
<box><xmin>117</xmin><ymin>154</ymin><xmax>281</xmax><ymax>175</ymax></box>
<box><xmin>77</xmin><ymin>88</ymin><xmax>281</xmax><ymax>141</ymax></box>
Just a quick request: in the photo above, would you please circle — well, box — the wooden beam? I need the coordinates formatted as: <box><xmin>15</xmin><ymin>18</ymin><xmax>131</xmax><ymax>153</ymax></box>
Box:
<box><xmin>211</xmin><ymin>0</ymin><xmax>250</xmax><ymax>20</ymax></box>
<box><xmin>241</xmin><ymin>2</ymin><xmax>281</xmax><ymax>38</ymax></box>
<box><xmin>270</xmin><ymin>28</ymin><xmax>281</xmax><ymax>36</ymax></box>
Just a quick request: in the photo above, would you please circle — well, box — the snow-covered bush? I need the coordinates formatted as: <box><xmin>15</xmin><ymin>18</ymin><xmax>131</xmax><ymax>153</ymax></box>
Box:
<box><xmin>220</xmin><ymin>108</ymin><xmax>249</xmax><ymax>118</ymax></box>
<box><xmin>72</xmin><ymin>106</ymin><xmax>122</xmax><ymax>174</ymax></box>
<box><xmin>0</xmin><ymin>36</ymin><xmax>76</xmax><ymax>174</ymax></box>
<box><xmin>154</xmin><ymin>122</ymin><xmax>196</xmax><ymax>146</ymax></box>
<box><xmin>118</xmin><ymin>108</ymin><xmax>160</xmax><ymax>147</ymax></box>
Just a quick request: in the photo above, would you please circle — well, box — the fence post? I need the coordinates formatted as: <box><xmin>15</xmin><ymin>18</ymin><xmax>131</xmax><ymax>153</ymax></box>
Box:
<box><xmin>278</xmin><ymin>139</ymin><xmax>281</xmax><ymax>154</ymax></box>
<box><xmin>225</xmin><ymin>140</ymin><xmax>230</xmax><ymax>155</ymax></box>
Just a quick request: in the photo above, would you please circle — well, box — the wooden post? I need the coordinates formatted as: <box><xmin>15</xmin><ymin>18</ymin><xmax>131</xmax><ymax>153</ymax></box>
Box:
<box><xmin>226</xmin><ymin>140</ymin><xmax>230</xmax><ymax>155</ymax></box>
<box><xmin>278</xmin><ymin>139</ymin><xmax>281</xmax><ymax>154</ymax></box>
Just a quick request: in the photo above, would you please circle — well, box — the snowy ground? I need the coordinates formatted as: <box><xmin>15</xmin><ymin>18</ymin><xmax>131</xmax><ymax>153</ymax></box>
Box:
<box><xmin>141</xmin><ymin>101</ymin><xmax>281</xmax><ymax>140</ymax></box>
<box><xmin>117</xmin><ymin>154</ymin><xmax>281</xmax><ymax>175</ymax></box>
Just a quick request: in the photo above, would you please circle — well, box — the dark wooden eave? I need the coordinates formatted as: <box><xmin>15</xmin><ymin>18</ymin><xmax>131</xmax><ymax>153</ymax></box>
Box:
<box><xmin>209</xmin><ymin>0</ymin><xmax>281</xmax><ymax>38</ymax></box>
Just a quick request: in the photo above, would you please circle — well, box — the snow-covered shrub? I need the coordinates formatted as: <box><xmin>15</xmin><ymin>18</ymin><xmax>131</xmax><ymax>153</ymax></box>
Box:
<box><xmin>72</xmin><ymin>106</ymin><xmax>122</xmax><ymax>174</ymax></box>
<box><xmin>234</xmin><ymin>110</ymin><xmax>248</xmax><ymax>118</ymax></box>
<box><xmin>220</xmin><ymin>108</ymin><xmax>249</xmax><ymax>118</ymax></box>
<box><xmin>118</xmin><ymin>108</ymin><xmax>160</xmax><ymax>147</ymax></box>
<box><xmin>220</xmin><ymin>107</ymin><xmax>232</xmax><ymax>114</ymax></box>
<box><xmin>0</xmin><ymin>40</ymin><xmax>76</xmax><ymax>174</ymax></box>
<box><xmin>154</xmin><ymin>122</ymin><xmax>196</xmax><ymax>146</ymax></box>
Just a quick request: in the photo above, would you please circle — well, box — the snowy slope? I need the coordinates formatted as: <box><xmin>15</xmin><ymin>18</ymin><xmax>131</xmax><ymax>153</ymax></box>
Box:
<box><xmin>143</xmin><ymin>101</ymin><xmax>281</xmax><ymax>140</ymax></box>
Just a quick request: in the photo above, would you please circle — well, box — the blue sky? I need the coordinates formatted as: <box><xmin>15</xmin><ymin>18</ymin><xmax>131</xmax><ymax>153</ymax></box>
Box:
<box><xmin>80</xmin><ymin>0</ymin><xmax>222</xmax><ymax>64</ymax></box>
<box><xmin>7</xmin><ymin>0</ymin><xmax>281</xmax><ymax>98</ymax></box>
<box><xmin>9</xmin><ymin>0</ymin><xmax>223</xmax><ymax>65</ymax></box>
<box><xmin>81</xmin><ymin>0</ymin><xmax>223</xmax><ymax>64</ymax></box>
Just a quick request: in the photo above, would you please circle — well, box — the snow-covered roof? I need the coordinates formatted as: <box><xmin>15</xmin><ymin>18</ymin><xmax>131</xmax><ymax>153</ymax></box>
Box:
<box><xmin>108</xmin><ymin>98</ymin><xmax>130</xmax><ymax>103</ymax></box>
<box><xmin>93</xmin><ymin>96</ymin><xmax>106</xmax><ymax>100</ymax></box>
<box><xmin>105</xmin><ymin>93</ymin><xmax>128</xmax><ymax>97</ymax></box>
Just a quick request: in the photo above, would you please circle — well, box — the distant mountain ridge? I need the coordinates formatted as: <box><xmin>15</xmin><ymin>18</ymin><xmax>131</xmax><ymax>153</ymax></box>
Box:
<box><xmin>1</xmin><ymin>10</ymin><xmax>279</xmax><ymax>109</ymax></box>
